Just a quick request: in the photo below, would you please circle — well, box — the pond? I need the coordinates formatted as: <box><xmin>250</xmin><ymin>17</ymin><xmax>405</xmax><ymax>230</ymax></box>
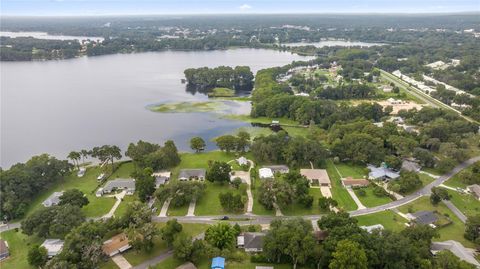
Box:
<box><xmin>1</xmin><ymin>48</ymin><xmax>311</xmax><ymax>167</ymax></box>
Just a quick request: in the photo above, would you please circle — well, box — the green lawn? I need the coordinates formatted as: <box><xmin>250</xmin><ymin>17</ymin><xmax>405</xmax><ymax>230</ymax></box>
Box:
<box><xmin>0</xmin><ymin>230</ymin><xmax>43</xmax><ymax>269</ymax></box>
<box><xmin>195</xmin><ymin>182</ymin><xmax>245</xmax><ymax>215</ymax></box>
<box><xmin>398</xmin><ymin>196</ymin><xmax>474</xmax><ymax>247</ymax></box>
<box><xmin>114</xmin><ymin>194</ymin><xmax>138</xmax><ymax>217</ymax></box>
<box><xmin>334</xmin><ymin>162</ymin><xmax>367</xmax><ymax>178</ymax></box>
<box><xmin>208</xmin><ymin>87</ymin><xmax>235</xmax><ymax>97</ymax></box>
<box><xmin>167</xmin><ymin>203</ymin><xmax>190</xmax><ymax>216</ymax></box>
<box><xmin>252</xmin><ymin>178</ymin><xmax>275</xmax><ymax>216</ymax></box>
<box><xmin>354</xmin><ymin>186</ymin><xmax>393</xmax><ymax>208</ymax></box>
<box><xmin>419</xmin><ymin>174</ymin><xmax>435</xmax><ymax>186</ymax></box>
<box><xmin>354</xmin><ymin>210</ymin><xmax>407</xmax><ymax>232</ymax></box>
<box><xmin>282</xmin><ymin>187</ymin><xmax>327</xmax><ymax>216</ymax></box>
<box><xmin>444</xmin><ymin>189</ymin><xmax>480</xmax><ymax>218</ymax></box>
<box><xmin>444</xmin><ymin>163</ymin><xmax>480</xmax><ymax>189</ymax></box>
<box><xmin>153</xmin><ymin>255</ymin><xmax>303</xmax><ymax>269</ymax></box>
<box><xmin>326</xmin><ymin>160</ymin><xmax>358</xmax><ymax>211</ymax></box>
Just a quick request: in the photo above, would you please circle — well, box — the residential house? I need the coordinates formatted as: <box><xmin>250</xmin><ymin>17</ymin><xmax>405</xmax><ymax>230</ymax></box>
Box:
<box><xmin>259</xmin><ymin>168</ymin><xmax>274</xmax><ymax>179</ymax></box>
<box><xmin>300</xmin><ymin>169</ymin><xmax>331</xmax><ymax>187</ymax></box>
<box><xmin>153</xmin><ymin>171</ymin><xmax>171</xmax><ymax>188</ymax></box>
<box><xmin>360</xmin><ymin>224</ymin><xmax>384</xmax><ymax>233</ymax></box>
<box><xmin>179</xmin><ymin>169</ymin><xmax>206</xmax><ymax>181</ymax></box>
<box><xmin>431</xmin><ymin>240</ymin><xmax>480</xmax><ymax>268</ymax></box>
<box><xmin>367</xmin><ymin>164</ymin><xmax>400</xmax><ymax>181</ymax></box>
<box><xmin>42</xmin><ymin>191</ymin><xmax>64</xmax><ymax>207</ymax></box>
<box><xmin>411</xmin><ymin>211</ymin><xmax>438</xmax><ymax>227</ymax></box>
<box><xmin>211</xmin><ymin>256</ymin><xmax>225</xmax><ymax>269</ymax></box>
<box><xmin>342</xmin><ymin>177</ymin><xmax>370</xmax><ymax>188</ymax></box>
<box><xmin>237</xmin><ymin>157</ymin><xmax>248</xmax><ymax>166</ymax></box>
<box><xmin>98</xmin><ymin>178</ymin><xmax>136</xmax><ymax>196</ymax></box>
<box><xmin>0</xmin><ymin>240</ymin><xmax>9</xmax><ymax>261</ymax></box>
<box><xmin>468</xmin><ymin>185</ymin><xmax>480</xmax><ymax>200</ymax></box>
<box><xmin>263</xmin><ymin>165</ymin><xmax>289</xmax><ymax>174</ymax></box>
<box><xmin>176</xmin><ymin>262</ymin><xmax>198</xmax><ymax>269</ymax></box>
<box><xmin>237</xmin><ymin>232</ymin><xmax>266</xmax><ymax>252</ymax></box>
<box><xmin>102</xmin><ymin>233</ymin><xmax>131</xmax><ymax>257</ymax></box>
<box><xmin>41</xmin><ymin>239</ymin><xmax>64</xmax><ymax>258</ymax></box>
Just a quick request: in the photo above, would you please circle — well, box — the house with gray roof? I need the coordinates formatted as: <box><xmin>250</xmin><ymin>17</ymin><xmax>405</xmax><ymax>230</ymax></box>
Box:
<box><xmin>367</xmin><ymin>164</ymin><xmax>400</xmax><ymax>181</ymax></box>
<box><xmin>263</xmin><ymin>165</ymin><xmax>289</xmax><ymax>174</ymax></box>
<box><xmin>42</xmin><ymin>191</ymin><xmax>64</xmax><ymax>207</ymax></box>
<box><xmin>237</xmin><ymin>232</ymin><xmax>266</xmax><ymax>252</ymax></box>
<box><xmin>153</xmin><ymin>171</ymin><xmax>171</xmax><ymax>188</ymax></box>
<box><xmin>97</xmin><ymin>178</ymin><xmax>135</xmax><ymax>196</ymax></box>
<box><xmin>468</xmin><ymin>184</ymin><xmax>480</xmax><ymax>200</ymax></box>
<box><xmin>179</xmin><ymin>169</ymin><xmax>206</xmax><ymax>181</ymax></box>
<box><xmin>411</xmin><ymin>211</ymin><xmax>438</xmax><ymax>226</ymax></box>
<box><xmin>431</xmin><ymin>240</ymin><xmax>480</xmax><ymax>268</ymax></box>
<box><xmin>41</xmin><ymin>239</ymin><xmax>64</xmax><ymax>258</ymax></box>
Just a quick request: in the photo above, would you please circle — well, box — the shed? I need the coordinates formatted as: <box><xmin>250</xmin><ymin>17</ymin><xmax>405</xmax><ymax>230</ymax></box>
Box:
<box><xmin>211</xmin><ymin>256</ymin><xmax>225</xmax><ymax>269</ymax></box>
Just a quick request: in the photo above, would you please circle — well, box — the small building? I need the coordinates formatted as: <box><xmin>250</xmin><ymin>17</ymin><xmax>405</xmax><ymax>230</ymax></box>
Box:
<box><xmin>41</xmin><ymin>239</ymin><xmax>64</xmax><ymax>258</ymax></box>
<box><xmin>237</xmin><ymin>157</ymin><xmax>248</xmax><ymax>166</ymax></box>
<box><xmin>176</xmin><ymin>262</ymin><xmax>198</xmax><ymax>269</ymax></box>
<box><xmin>411</xmin><ymin>211</ymin><xmax>438</xmax><ymax>226</ymax></box>
<box><xmin>211</xmin><ymin>256</ymin><xmax>225</xmax><ymax>269</ymax></box>
<box><xmin>263</xmin><ymin>165</ymin><xmax>289</xmax><ymax>174</ymax></box>
<box><xmin>367</xmin><ymin>165</ymin><xmax>400</xmax><ymax>181</ymax></box>
<box><xmin>431</xmin><ymin>240</ymin><xmax>480</xmax><ymax>268</ymax></box>
<box><xmin>237</xmin><ymin>232</ymin><xmax>266</xmax><ymax>252</ymax></box>
<box><xmin>360</xmin><ymin>224</ymin><xmax>384</xmax><ymax>233</ymax></box>
<box><xmin>102</xmin><ymin>233</ymin><xmax>131</xmax><ymax>257</ymax></box>
<box><xmin>155</xmin><ymin>176</ymin><xmax>169</xmax><ymax>188</ymax></box>
<box><xmin>99</xmin><ymin>178</ymin><xmax>136</xmax><ymax>196</ymax></box>
<box><xmin>467</xmin><ymin>184</ymin><xmax>480</xmax><ymax>200</ymax></box>
<box><xmin>342</xmin><ymin>177</ymin><xmax>370</xmax><ymax>188</ymax></box>
<box><xmin>95</xmin><ymin>188</ymin><xmax>104</xmax><ymax>197</ymax></box>
<box><xmin>259</xmin><ymin>168</ymin><xmax>274</xmax><ymax>179</ymax></box>
<box><xmin>0</xmin><ymin>240</ymin><xmax>9</xmax><ymax>261</ymax></box>
<box><xmin>42</xmin><ymin>191</ymin><xmax>64</xmax><ymax>207</ymax></box>
<box><xmin>179</xmin><ymin>169</ymin><xmax>206</xmax><ymax>181</ymax></box>
<box><xmin>300</xmin><ymin>169</ymin><xmax>331</xmax><ymax>187</ymax></box>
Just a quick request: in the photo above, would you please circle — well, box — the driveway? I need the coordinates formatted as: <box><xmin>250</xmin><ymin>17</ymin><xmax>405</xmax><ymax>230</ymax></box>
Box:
<box><xmin>320</xmin><ymin>186</ymin><xmax>332</xmax><ymax>198</ymax></box>
<box><xmin>346</xmin><ymin>187</ymin><xmax>366</xmax><ymax>209</ymax></box>
<box><xmin>442</xmin><ymin>200</ymin><xmax>467</xmax><ymax>223</ymax></box>
<box><xmin>112</xmin><ymin>254</ymin><xmax>132</xmax><ymax>269</ymax></box>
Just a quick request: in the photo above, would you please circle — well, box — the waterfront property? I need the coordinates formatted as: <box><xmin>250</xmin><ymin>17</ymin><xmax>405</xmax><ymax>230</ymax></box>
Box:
<box><xmin>42</xmin><ymin>191</ymin><xmax>64</xmax><ymax>207</ymax></box>
<box><xmin>153</xmin><ymin>171</ymin><xmax>171</xmax><ymax>188</ymax></box>
<box><xmin>41</xmin><ymin>239</ymin><xmax>64</xmax><ymax>258</ymax></box>
<box><xmin>300</xmin><ymin>169</ymin><xmax>331</xmax><ymax>187</ymax></box>
<box><xmin>263</xmin><ymin>165</ymin><xmax>289</xmax><ymax>174</ymax></box>
<box><xmin>102</xmin><ymin>233</ymin><xmax>131</xmax><ymax>257</ymax></box>
<box><xmin>178</xmin><ymin>169</ymin><xmax>206</xmax><ymax>181</ymax></box>
<box><xmin>96</xmin><ymin>178</ymin><xmax>136</xmax><ymax>197</ymax></box>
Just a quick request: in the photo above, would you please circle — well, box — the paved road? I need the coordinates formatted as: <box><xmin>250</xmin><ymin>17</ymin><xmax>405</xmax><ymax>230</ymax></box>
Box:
<box><xmin>443</xmin><ymin>200</ymin><xmax>467</xmax><ymax>223</ymax></box>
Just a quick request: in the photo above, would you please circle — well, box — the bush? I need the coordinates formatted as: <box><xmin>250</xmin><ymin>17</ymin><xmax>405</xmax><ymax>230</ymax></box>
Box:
<box><xmin>250</xmin><ymin>253</ymin><xmax>270</xmax><ymax>263</ymax></box>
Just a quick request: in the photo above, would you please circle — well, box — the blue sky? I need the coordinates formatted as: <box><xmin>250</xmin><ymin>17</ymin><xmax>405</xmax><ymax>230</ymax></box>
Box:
<box><xmin>1</xmin><ymin>0</ymin><xmax>479</xmax><ymax>16</ymax></box>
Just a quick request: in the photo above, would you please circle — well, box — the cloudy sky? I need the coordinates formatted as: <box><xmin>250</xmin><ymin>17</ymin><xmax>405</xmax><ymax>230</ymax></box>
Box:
<box><xmin>1</xmin><ymin>0</ymin><xmax>479</xmax><ymax>16</ymax></box>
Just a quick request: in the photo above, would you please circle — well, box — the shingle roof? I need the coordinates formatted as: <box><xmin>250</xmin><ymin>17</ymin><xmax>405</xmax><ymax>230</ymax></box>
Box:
<box><xmin>468</xmin><ymin>185</ymin><xmax>480</xmax><ymax>198</ymax></box>
<box><xmin>367</xmin><ymin>165</ymin><xmax>400</xmax><ymax>180</ymax></box>
<box><xmin>0</xmin><ymin>240</ymin><xmax>8</xmax><ymax>256</ymax></box>
<box><xmin>300</xmin><ymin>169</ymin><xmax>330</xmax><ymax>184</ymax></box>
<box><xmin>103</xmin><ymin>178</ymin><xmax>135</xmax><ymax>192</ymax></box>
<box><xmin>263</xmin><ymin>165</ymin><xmax>289</xmax><ymax>173</ymax></box>
<box><xmin>102</xmin><ymin>233</ymin><xmax>131</xmax><ymax>256</ymax></box>
<box><xmin>412</xmin><ymin>211</ymin><xmax>438</xmax><ymax>225</ymax></box>
<box><xmin>176</xmin><ymin>262</ymin><xmax>197</xmax><ymax>269</ymax></box>
<box><xmin>431</xmin><ymin>240</ymin><xmax>480</xmax><ymax>267</ymax></box>
<box><xmin>179</xmin><ymin>169</ymin><xmax>206</xmax><ymax>179</ymax></box>
<box><xmin>42</xmin><ymin>191</ymin><xmax>64</xmax><ymax>207</ymax></box>
<box><xmin>243</xmin><ymin>232</ymin><xmax>266</xmax><ymax>249</ymax></box>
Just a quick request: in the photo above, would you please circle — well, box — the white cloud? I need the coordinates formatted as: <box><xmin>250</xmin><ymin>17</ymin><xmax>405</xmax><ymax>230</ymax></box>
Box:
<box><xmin>239</xmin><ymin>4</ymin><xmax>252</xmax><ymax>11</ymax></box>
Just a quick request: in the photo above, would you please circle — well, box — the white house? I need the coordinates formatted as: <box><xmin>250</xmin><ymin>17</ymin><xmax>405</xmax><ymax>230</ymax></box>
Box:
<box><xmin>41</xmin><ymin>239</ymin><xmax>64</xmax><ymax>258</ymax></box>
<box><xmin>259</xmin><ymin>168</ymin><xmax>274</xmax><ymax>179</ymax></box>
<box><xmin>237</xmin><ymin>157</ymin><xmax>248</xmax><ymax>166</ymax></box>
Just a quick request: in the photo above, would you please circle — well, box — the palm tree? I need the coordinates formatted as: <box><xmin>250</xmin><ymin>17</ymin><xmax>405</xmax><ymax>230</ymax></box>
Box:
<box><xmin>67</xmin><ymin>151</ymin><xmax>81</xmax><ymax>169</ymax></box>
<box><xmin>80</xmin><ymin>149</ymin><xmax>90</xmax><ymax>164</ymax></box>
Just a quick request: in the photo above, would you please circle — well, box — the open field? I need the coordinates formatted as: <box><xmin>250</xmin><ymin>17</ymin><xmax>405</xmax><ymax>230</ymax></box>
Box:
<box><xmin>354</xmin><ymin>210</ymin><xmax>407</xmax><ymax>232</ymax></box>
<box><xmin>149</xmin><ymin>101</ymin><xmax>227</xmax><ymax>113</ymax></box>
<box><xmin>354</xmin><ymin>186</ymin><xmax>394</xmax><ymax>208</ymax></box>
<box><xmin>282</xmin><ymin>187</ymin><xmax>327</xmax><ymax>215</ymax></box>
<box><xmin>325</xmin><ymin>160</ymin><xmax>358</xmax><ymax>211</ymax></box>
<box><xmin>445</xmin><ymin>189</ymin><xmax>480</xmax><ymax>218</ymax></box>
<box><xmin>252</xmin><ymin>178</ymin><xmax>275</xmax><ymax>216</ymax></box>
<box><xmin>0</xmin><ymin>230</ymin><xmax>43</xmax><ymax>269</ymax></box>
<box><xmin>153</xmin><ymin>255</ymin><xmax>303</xmax><ymax>269</ymax></box>
<box><xmin>334</xmin><ymin>162</ymin><xmax>366</xmax><ymax>178</ymax></box>
<box><xmin>398</xmin><ymin>196</ymin><xmax>474</xmax><ymax>247</ymax></box>
<box><xmin>195</xmin><ymin>182</ymin><xmax>245</xmax><ymax>215</ymax></box>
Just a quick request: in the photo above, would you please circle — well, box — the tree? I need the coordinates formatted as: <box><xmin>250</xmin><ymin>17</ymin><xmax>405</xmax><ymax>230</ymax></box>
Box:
<box><xmin>329</xmin><ymin>240</ymin><xmax>367</xmax><ymax>269</ymax></box>
<box><xmin>59</xmin><ymin>189</ymin><xmax>89</xmax><ymax>208</ymax></box>
<box><xmin>161</xmin><ymin>219</ymin><xmax>183</xmax><ymax>247</ymax></box>
<box><xmin>128</xmin><ymin>222</ymin><xmax>159</xmax><ymax>252</ymax></box>
<box><xmin>219</xmin><ymin>192</ymin><xmax>245</xmax><ymax>213</ymax></box>
<box><xmin>173</xmin><ymin>234</ymin><xmax>206</xmax><ymax>263</ymax></box>
<box><xmin>119</xmin><ymin>202</ymin><xmax>152</xmax><ymax>228</ymax></box>
<box><xmin>236</xmin><ymin>131</ymin><xmax>251</xmax><ymax>152</ymax></box>
<box><xmin>80</xmin><ymin>149</ymin><xmax>90</xmax><ymax>164</ymax></box>
<box><xmin>388</xmin><ymin>171</ymin><xmax>422</xmax><ymax>194</ymax></box>
<box><xmin>430</xmin><ymin>187</ymin><xmax>450</xmax><ymax>205</ymax></box>
<box><xmin>206</xmin><ymin>161</ymin><xmax>231</xmax><ymax>183</ymax></box>
<box><xmin>204</xmin><ymin>223</ymin><xmax>237</xmax><ymax>250</ymax></box>
<box><xmin>215</xmin><ymin>135</ymin><xmax>237</xmax><ymax>153</ymax></box>
<box><xmin>190</xmin><ymin>137</ymin><xmax>206</xmax><ymax>153</ymax></box>
<box><xmin>28</xmin><ymin>245</ymin><xmax>48</xmax><ymax>267</ymax></box>
<box><xmin>67</xmin><ymin>151</ymin><xmax>81</xmax><ymax>169</ymax></box>
<box><xmin>318</xmin><ymin>197</ymin><xmax>338</xmax><ymax>211</ymax></box>
<box><xmin>231</xmin><ymin>177</ymin><xmax>242</xmax><ymax>189</ymax></box>
<box><xmin>434</xmin><ymin>250</ymin><xmax>476</xmax><ymax>269</ymax></box>
<box><xmin>132</xmin><ymin>167</ymin><xmax>155</xmax><ymax>202</ymax></box>
<box><xmin>464</xmin><ymin>215</ymin><xmax>480</xmax><ymax>243</ymax></box>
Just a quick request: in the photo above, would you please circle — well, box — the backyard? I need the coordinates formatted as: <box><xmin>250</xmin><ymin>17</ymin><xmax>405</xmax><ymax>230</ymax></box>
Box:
<box><xmin>325</xmin><ymin>160</ymin><xmax>358</xmax><ymax>211</ymax></box>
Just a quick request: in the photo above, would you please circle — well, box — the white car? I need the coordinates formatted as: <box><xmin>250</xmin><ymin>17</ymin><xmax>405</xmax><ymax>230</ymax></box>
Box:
<box><xmin>77</xmin><ymin>167</ymin><xmax>86</xmax><ymax>177</ymax></box>
<box><xmin>97</xmin><ymin>173</ymin><xmax>105</xmax><ymax>181</ymax></box>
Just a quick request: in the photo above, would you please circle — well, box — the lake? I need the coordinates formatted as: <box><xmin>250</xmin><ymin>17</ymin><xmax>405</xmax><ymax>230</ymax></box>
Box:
<box><xmin>0</xmin><ymin>31</ymin><xmax>104</xmax><ymax>42</ymax></box>
<box><xmin>283</xmin><ymin>40</ymin><xmax>385</xmax><ymax>48</ymax></box>
<box><xmin>1</xmin><ymin>49</ymin><xmax>310</xmax><ymax>167</ymax></box>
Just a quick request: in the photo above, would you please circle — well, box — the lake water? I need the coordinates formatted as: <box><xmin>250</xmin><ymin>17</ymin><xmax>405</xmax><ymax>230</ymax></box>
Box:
<box><xmin>0</xmin><ymin>31</ymin><xmax>104</xmax><ymax>42</ymax></box>
<box><xmin>1</xmin><ymin>49</ymin><xmax>310</xmax><ymax>167</ymax></box>
<box><xmin>283</xmin><ymin>40</ymin><xmax>385</xmax><ymax>48</ymax></box>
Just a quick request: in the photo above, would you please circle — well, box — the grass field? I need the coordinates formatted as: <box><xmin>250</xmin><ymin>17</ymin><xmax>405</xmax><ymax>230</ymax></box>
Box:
<box><xmin>252</xmin><ymin>178</ymin><xmax>275</xmax><ymax>216</ymax></box>
<box><xmin>195</xmin><ymin>182</ymin><xmax>245</xmax><ymax>215</ymax></box>
<box><xmin>334</xmin><ymin>162</ymin><xmax>367</xmax><ymax>178</ymax></box>
<box><xmin>207</xmin><ymin>87</ymin><xmax>235</xmax><ymax>97</ymax></box>
<box><xmin>354</xmin><ymin>186</ymin><xmax>393</xmax><ymax>208</ymax></box>
<box><xmin>0</xmin><ymin>230</ymin><xmax>43</xmax><ymax>269</ymax></box>
<box><xmin>354</xmin><ymin>210</ymin><xmax>407</xmax><ymax>232</ymax></box>
<box><xmin>325</xmin><ymin>160</ymin><xmax>358</xmax><ymax>211</ymax></box>
<box><xmin>114</xmin><ymin>194</ymin><xmax>138</xmax><ymax>217</ymax></box>
<box><xmin>149</xmin><ymin>101</ymin><xmax>227</xmax><ymax>113</ymax></box>
<box><xmin>282</xmin><ymin>187</ymin><xmax>327</xmax><ymax>215</ymax></box>
<box><xmin>443</xmin><ymin>162</ymin><xmax>479</xmax><ymax>189</ymax></box>
<box><xmin>398</xmin><ymin>196</ymin><xmax>474</xmax><ymax>247</ymax></box>
<box><xmin>445</xmin><ymin>189</ymin><xmax>480</xmax><ymax>218</ymax></box>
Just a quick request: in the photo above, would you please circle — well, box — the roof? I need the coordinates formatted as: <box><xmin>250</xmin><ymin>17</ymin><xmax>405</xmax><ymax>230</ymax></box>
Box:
<box><xmin>243</xmin><ymin>232</ymin><xmax>266</xmax><ymax>249</ymax></box>
<box><xmin>103</xmin><ymin>178</ymin><xmax>135</xmax><ymax>192</ymax></box>
<box><xmin>367</xmin><ymin>165</ymin><xmax>400</xmax><ymax>180</ymax></box>
<box><xmin>263</xmin><ymin>165</ymin><xmax>289</xmax><ymax>173</ymax></box>
<box><xmin>401</xmin><ymin>160</ymin><xmax>421</xmax><ymax>172</ymax></box>
<box><xmin>211</xmin><ymin>257</ymin><xmax>225</xmax><ymax>268</ymax></box>
<box><xmin>152</xmin><ymin>171</ymin><xmax>171</xmax><ymax>178</ymax></box>
<box><xmin>41</xmin><ymin>239</ymin><xmax>64</xmax><ymax>257</ymax></box>
<box><xmin>237</xmin><ymin>157</ymin><xmax>248</xmax><ymax>165</ymax></box>
<box><xmin>468</xmin><ymin>185</ymin><xmax>480</xmax><ymax>197</ymax></box>
<box><xmin>155</xmin><ymin>176</ymin><xmax>168</xmax><ymax>186</ymax></box>
<box><xmin>360</xmin><ymin>224</ymin><xmax>384</xmax><ymax>233</ymax></box>
<box><xmin>179</xmin><ymin>169</ymin><xmax>206</xmax><ymax>179</ymax></box>
<box><xmin>300</xmin><ymin>169</ymin><xmax>331</xmax><ymax>184</ymax></box>
<box><xmin>259</xmin><ymin>168</ymin><xmax>274</xmax><ymax>179</ymax></box>
<box><xmin>412</xmin><ymin>211</ymin><xmax>438</xmax><ymax>225</ymax></box>
<box><xmin>342</xmin><ymin>178</ymin><xmax>370</xmax><ymax>187</ymax></box>
<box><xmin>176</xmin><ymin>262</ymin><xmax>198</xmax><ymax>269</ymax></box>
<box><xmin>0</xmin><ymin>240</ymin><xmax>8</xmax><ymax>256</ymax></box>
<box><xmin>42</xmin><ymin>191</ymin><xmax>64</xmax><ymax>207</ymax></box>
<box><xmin>431</xmin><ymin>240</ymin><xmax>480</xmax><ymax>267</ymax></box>
<box><xmin>102</xmin><ymin>233</ymin><xmax>131</xmax><ymax>256</ymax></box>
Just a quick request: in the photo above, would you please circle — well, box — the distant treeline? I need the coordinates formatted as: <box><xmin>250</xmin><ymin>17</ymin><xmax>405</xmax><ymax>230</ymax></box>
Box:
<box><xmin>184</xmin><ymin>66</ymin><xmax>254</xmax><ymax>93</ymax></box>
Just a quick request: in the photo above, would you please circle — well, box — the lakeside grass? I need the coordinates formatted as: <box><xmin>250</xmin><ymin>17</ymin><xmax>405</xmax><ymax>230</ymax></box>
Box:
<box><xmin>354</xmin><ymin>210</ymin><xmax>407</xmax><ymax>232</ymax></box>
<box><xmin>325</xmin><ymin>160</ymin><xmax>358</xmax><ymax>211</ymax></box>
<box><xmin>398</xmin><ymin>196</ymin><xmax>474</xmax><ymax>247</ymax></box>
<box><xmin>149</xmin><ymin>101</ymin><xmax>227</xmax><ymax>113</ymax></box>
<box><xmin>207</xmin><ymin>87</ymin><xmax>235</xmax><ymax>97</ymax></box>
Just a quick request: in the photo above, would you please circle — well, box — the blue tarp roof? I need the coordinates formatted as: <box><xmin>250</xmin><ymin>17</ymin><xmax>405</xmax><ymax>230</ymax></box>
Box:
<box><xmin>211</xmin><ymin>257</ymin><xmax>225</xmax><ymax>268</ymax></box>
